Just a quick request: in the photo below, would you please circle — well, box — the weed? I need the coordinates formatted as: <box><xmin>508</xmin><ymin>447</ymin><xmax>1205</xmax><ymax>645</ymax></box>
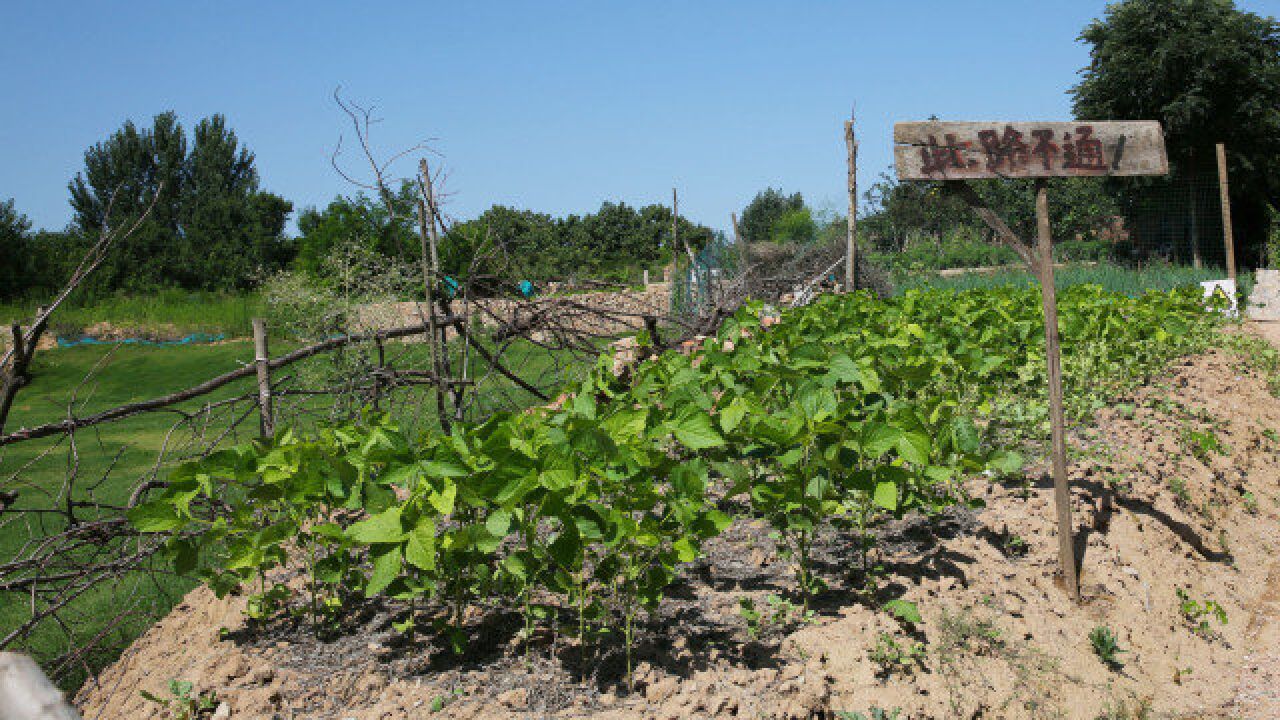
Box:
<box><xmin>837</xmin><ymin>707</ymin><xmax>902</xmax><ymax>720</ymax></box>
<box><xmin>1095</xmin><ymin>692</ymin><xmax>1153</xmax><ymax>720</ymax></box>
<box><xmin>140</xmin><ymin>679</ymin><xmax>218</xmax><ymax>720</ymax></box>
<box><xmin>1088</xmin><ymin>625</ymin><xmax>1125</xmax><ymax>669</ymax></box>
<box><xmin>1243</xmin><ymin>491</ymin><xmax>1259</xmax><ymax>515</ymax></box>
<box><xmin>1178</xmin><ymin>425</ymin><xmax>1228</xmax><ymax>463</ymax></box>
<box><xmin>1176</xmin><ymin>588</ymin><xmax>1228</xmax><ymax>638</ymax></box>
<box><xmin>739</xmin><ymin>594</ymin><xmax>816</xmax><ymax>639</ymax></box>
<box><xmin>1167</xmin><ymin>475</ymin><xmax>1191</xmax><ymax>504</ymax></box>
<box><xmin>869</xmin><ymin>632</ymin><xmax>926</xmax><ymax>677</ymax></box>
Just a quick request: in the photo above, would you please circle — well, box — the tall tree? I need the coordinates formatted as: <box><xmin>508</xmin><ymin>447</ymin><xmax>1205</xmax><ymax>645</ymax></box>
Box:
<box><xmin>68</xmin><ymin>112</ymin><xmax>291</xmax><ymax>291</ymax></box>
<box><xmin>740</xmin><ymin>188</ymin><xmax>805</xmax><ymax>243</ymax></box>
<box><xmin>1072</xmin><ymin>0</ymin><xmax>1280</xmax><ymax>265</ymax></box>
<box><xmin>0</xmin><ymin>199</ymin><xmax>32</xmax><ymax>300</ymax></box>
<box><xmin>295</xmin><ymin>182</ymin><xmax>416</xmax><ymax>277</ymax></box>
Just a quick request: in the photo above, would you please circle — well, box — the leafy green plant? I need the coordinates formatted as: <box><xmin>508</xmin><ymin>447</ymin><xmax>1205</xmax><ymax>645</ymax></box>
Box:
<box><xmin>838</xmin><ymin>707</ymin><xmax>902</xmax><ymax>720</ymax></box>
<box><xmin>1178</xmin><ymin>425</ymin><xmax>1228</xmax><ymax>463</ymax></box>
<box><xmin>139</xmin><ymin>679</ymin><xmax>218</xmax><ymax>720</ymax></box>
<box><xmin>1176</xmin><ymin>588</ymin><xmax>1228</xmax><ymax>638</ymax></box>
<box><xmin>869</xmin><ymin>632</ymin><xmax>926</xmax><ymax>677</ymax></box>
<box><xmin>1089</xmin><ymin>625</ymin><xmax>1125</xmax><ymax>669</ymax></box>
<box><xmin>125</xmin><ymin>282</ymin><xmax>1224</xmax><ymax>696</ymax></box>
<box><xmin>739</xmin><ymin>594</ymin><xmax>817</xmax><ymax>640</ymax></box>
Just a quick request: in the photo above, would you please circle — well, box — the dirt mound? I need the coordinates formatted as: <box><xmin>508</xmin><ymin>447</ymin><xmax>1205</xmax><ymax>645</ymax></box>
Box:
<box><xmin>76</xmin><ymin>328</ymin><xmax>1280</xmax><ymax>719</ymax></box>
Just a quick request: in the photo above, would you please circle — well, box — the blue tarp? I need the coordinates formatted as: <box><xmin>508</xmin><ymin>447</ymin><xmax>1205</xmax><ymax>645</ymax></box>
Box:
<box><xmin>56</xmin><ymin>332</ymin><xmax>226</xmax><ymax>348</ymax></box>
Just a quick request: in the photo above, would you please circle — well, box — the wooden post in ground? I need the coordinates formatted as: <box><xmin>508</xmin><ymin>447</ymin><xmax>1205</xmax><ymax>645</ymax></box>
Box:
<box><xmin>415</xmin><ymin>161</ymin><xmax>451</xmax><ymax>434</ymax></box>
<box><xmin>1190</xmin><ymin>149</ymin><xmax>1202</xmax><ymax>269</ymax></box>
<box><xmin>371</xmin><ymin>336</ymin><xmax>385</xmax><ymax>411</ymax></box>
<box><xmin>731</xmin><ymin>212</ymin><xmax>746</xmax><ymax>271</ymax></box>
<box><xmin>1216</xmin><ymin>143</ymin><xmax>1237</xmax><ymax>283</ymax></box>
<box><xmin>844</xmin><ymin>115</ymin><xmax>858</xmax><ymax>291</ymax></box>
<box><xmin>1033</xmin><ymin>179</ymin><xmax>1080</xmax><ymax>602</ymax></box>
<box><xmin>251</xmin><ymin>318</ymin><xmax>274</xmax><ymax>438</ymax></box>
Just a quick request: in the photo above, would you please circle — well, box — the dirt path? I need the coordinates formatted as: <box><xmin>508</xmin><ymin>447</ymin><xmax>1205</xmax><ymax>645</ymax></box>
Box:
<box><xmin>1228</xmin><ymin>321</ymin><xmax>1280</xmax><ymax>719</ymax></box>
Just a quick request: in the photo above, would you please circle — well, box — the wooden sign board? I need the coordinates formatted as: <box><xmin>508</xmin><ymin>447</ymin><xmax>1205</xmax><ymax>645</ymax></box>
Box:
<box><xmin>894</xmin><ymin>120</ymin><xmax>1167</xmax><ymax>180</ymax></box>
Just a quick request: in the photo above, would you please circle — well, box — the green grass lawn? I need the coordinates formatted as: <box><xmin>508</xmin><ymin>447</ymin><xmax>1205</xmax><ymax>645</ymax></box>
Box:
<box><xmin>0</xmin><ymin>291</ymin><xmax>264</xmax><ymax>339</ymax></box>
<box><xmin>0</xmin><ymin>333</ymin><xmax>591</xmax><ymax>690</ymax></box>
<box><xmin>0</xmin><ymin>341</ymin><xmax>263</xmax><ymax>689</ymax></box>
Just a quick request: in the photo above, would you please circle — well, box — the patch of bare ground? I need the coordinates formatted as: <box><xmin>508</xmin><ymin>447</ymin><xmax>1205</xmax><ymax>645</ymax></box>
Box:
<box><xmin>76</xmin><ymin>327</ymin><xmax>1280</xmax><ymax>720</ymax></box>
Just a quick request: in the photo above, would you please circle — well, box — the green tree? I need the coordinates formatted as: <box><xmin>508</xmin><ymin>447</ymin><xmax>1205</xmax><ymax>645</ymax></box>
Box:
<box><xmin>68</xmin><ymin>112</ymin><xmax>292</xmax><ymax>291</ymax></box>
<box><xmin>740</xmin><ymin>188</ymin><xmax>804</xmax><ymax>243</ymax></box>
<box><xmin>771</xmin><ymin>207</ymin><xmax>818</xmax><ymax>244</ymax></box>
<box><xmin>295</xmin><ymin>182</ymin><xmax>417</xmax><ymax>277</ymax></box>
<box><xmin>1072</xmin><ymin>0</ymin><xmax>1280</xmax><ymax>265</ymax></box>
<box><xmin>0</xmin><ymin>199</ymin><xmax>32</xmax><ymax>300</ymax></box>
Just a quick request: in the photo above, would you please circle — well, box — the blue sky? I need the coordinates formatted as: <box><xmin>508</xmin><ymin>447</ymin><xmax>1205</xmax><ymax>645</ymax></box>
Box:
<box><xmin>3</xmin><ymin>1</ymin><xmax>1278</xmax><ymax>234</ymax></box>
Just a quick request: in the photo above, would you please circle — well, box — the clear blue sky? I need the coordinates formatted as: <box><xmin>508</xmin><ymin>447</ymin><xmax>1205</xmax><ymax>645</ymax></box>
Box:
<box><xmin>3</xmin><ymin>0</ymin><xmax>1278</xmax><ymax>234</ymax></box>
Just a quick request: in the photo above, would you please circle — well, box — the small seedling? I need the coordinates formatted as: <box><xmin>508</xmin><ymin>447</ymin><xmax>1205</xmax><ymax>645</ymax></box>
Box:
<box><xmin>1178</xmin><ymin>426</ymin><xmax>1228</xmax><ymax>464</ymax></box>
<box><xmin>140</xmin><ymin>679</ymin><xmax>218</xmax><ymax>720</ymax></box>
<box><xmin>1243</xmin><ymin>492</ymin><xmax>1259</xmax><ymax>515</ymax></box>
<box><xmin>429</xmin><ymin>688</ymin><xmax>466</xmax><ymax>713</ymax></box>
<box><xmin>869</xmin><ymin>632</ymin><xmax>926</xmax><ymax>677</ymax></box>
<box><xmin>739</xmin><ymin>594</ymin><xmax>816</xmax><ymax>639</ymax></box>
<box><xmin>838</xmin><ymin>707</ymin><xmax>902</xmax><ymax>720</ymax></box>
<box><xmin>1089</xmin><ymin>625</ymin><xmax>1125</xmax><ymax>669</ymax></box>
<box><xmin>1176</xmin><ymin>588</ymin><xmax>1228</xmax><ymax>638</ymax></box>
<box><xmin>1167</xmin><ymin>475</ymin><xmax>1191</xmax><ymax>504</ymax></box>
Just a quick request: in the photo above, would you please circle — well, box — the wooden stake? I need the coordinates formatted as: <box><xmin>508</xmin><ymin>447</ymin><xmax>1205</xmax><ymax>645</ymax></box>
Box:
<box><xmin>1190</xmin><ymin>148</ymin><xmax>1202</xmax><ymax>269</ymax></box>
<box><xmin>731</xmin><ymin>212</ymin><xmax>746</xmax><ymax>272</ymax></box>
<box><xmin>252</xmin><ymin>318</ymin><xmax>274</xmax><ymax>438</ymax></box>
<box><xmin>416</xmin><ymin>159</ymin><xmax>451</xmax><ymax>434</ymax></box>
<box><xmin>844</xmin><ymin>116</ymin><xmax>858</xmax><ymax>291</ymax></box>
<box><xmin>1216</xmin><ymin>143</ymin><xmax>1237</xmax><ymax>282</ymax></box>
<box><xmin>1034</xmin><ymin>179</ymin><xmax>1079</xmax><ymax>602</ymax></box>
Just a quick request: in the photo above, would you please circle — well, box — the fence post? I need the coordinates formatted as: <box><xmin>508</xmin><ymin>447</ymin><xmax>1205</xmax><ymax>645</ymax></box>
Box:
<box><xmin>1034</xmin><ymin>180</ymin><xmax>1080</xmax><ymax>602</ymax></box>
<box><xmin>1216</xmin><ymin>143</ymin><xmax>1237</xmax><ymax>283</ymax></box>
<box><xmin>844</xmin><ymin>115</ymin><xmax>858</xmax><ymax>291</ymax></box>
<box><xmin>252</xmin><ymin>318</ymin><xmax>274</xmax><ymax>438</ymax></box>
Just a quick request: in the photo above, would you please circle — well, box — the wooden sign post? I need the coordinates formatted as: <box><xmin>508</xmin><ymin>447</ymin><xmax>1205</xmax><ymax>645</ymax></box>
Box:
<box><xmin>894</xmin><ymin>120</ymin><xmax>1169</xmax><ymax>602</ymax></box>
<box><xmin>844</xmin><ymin>113</ymin><xmax>859</xmax><ymax>291</ymax></box>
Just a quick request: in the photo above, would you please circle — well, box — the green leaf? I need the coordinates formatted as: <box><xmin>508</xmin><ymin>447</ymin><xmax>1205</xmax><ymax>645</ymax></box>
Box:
<box><xmin>670</xmin><ymin>411</ymin><xmax>725</xmax><ymax>450</ymax></box>
<box><xmin>873</xmin><ymin>480</ymin><xmax>898</xmax><ymax>512</ymax></box>
<box><xmin>897</xmin><ymin>431</ymin><xmax>932</xmax><ymax>465</ymax></box>
<box><xmin>405</xmin><ymin>518</ymin><xmax>437</xmax><ymax>571</ymax></box>
<box><xmin>347</xmin><ymin>506</ymin><xmax>406</xmax><ymax>544</ymax></box>
<box><xmin>127</xmin><ymin>501</ymin><xmax>184</xmax><ymax>533</ymax></box>
<box><xmin>673</xmin><ymin>536</ymin><xmax>698</xmax><ymax>563</ymax></box>
<box><xmin>883</xmin><ymin>598</ymin><xmax>921</xmax><ymax>625</ymax></box>
<box><xmin>366</xmin><ymin>545</ymin><xmax>402</xmax><ymax>596</ymax></box>
<box><xmin>987</xmin><ymin>450</ymin><xmax>1024</xmax><ymax>474</ymax></box>
<box><xmin>485</xmin><ymin>509</ymin><xmax>513</xmax><ymax>537</ymax></box>
<box><xmin>429</xmin><ymin>481</ymin><xmax>457</xmax><ymax>516</ymax></box>
<box><xmin>719</xmin><ymin>398</ymin><xmax>749</xmax><ymax>434</ymax></box>
<box><xmin>861</xmin><ymin>423</ymin><xmax>902</xmax><ymax>459</ymax></box>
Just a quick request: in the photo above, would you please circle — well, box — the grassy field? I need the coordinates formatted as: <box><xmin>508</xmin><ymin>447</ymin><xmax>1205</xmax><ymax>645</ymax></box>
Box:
<box><xmin>0</xmin><ymin>291</ymin><xmax>265</xmax><ymax>339</ymax></box>
<box><xmin>0</xmin><ymin>333</ymin><xmax>589</xmax><ymax>690</ymax></box>
<box><xmin>0</xmin><ymin>341</ymin><xmax>263</xmax><ymax>689</ymax></box>
<box><xmin>893</xmin><ymin>262</ymin><xmax>1252</xmax><ymax>297</ymax></box>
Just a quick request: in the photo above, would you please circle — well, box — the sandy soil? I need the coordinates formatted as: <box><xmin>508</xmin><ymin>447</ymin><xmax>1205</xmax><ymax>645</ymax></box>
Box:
<box><xmin>75</xmin><ymin>326</ymin><xmax>1280</xmax><ymax>720</ymax></box>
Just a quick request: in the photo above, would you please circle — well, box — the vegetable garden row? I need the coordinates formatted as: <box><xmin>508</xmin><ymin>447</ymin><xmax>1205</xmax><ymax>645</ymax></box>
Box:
<box><xmin>128</xmin><ymin>284</ymin><xmax>1223</xmax><ymax>685</ymax></box>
